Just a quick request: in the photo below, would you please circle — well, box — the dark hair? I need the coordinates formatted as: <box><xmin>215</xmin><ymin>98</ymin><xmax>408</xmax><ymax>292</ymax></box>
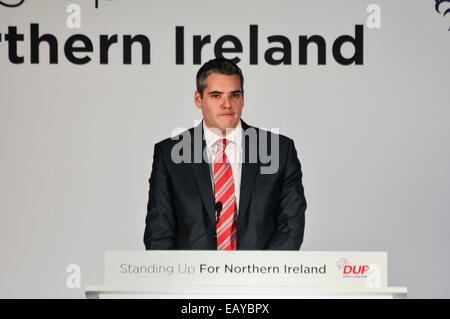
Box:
<box><xmin>196</xmin><ymin>58</ymin><xmax>244</xmax><ymax>97</ymax></box>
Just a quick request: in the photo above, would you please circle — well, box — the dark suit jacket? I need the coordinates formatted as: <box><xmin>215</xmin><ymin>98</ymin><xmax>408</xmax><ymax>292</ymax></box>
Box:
<box><xmin>144</xmin><ymin>120</ymin><xmax>307</xmax><ymax>250</ymax></box>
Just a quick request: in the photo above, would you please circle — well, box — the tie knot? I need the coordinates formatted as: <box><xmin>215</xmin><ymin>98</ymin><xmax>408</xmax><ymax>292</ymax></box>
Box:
<box><xmin>216</xmin><ymin>138</ymin><xmax>228</xmax><ymax>150</ymax></box>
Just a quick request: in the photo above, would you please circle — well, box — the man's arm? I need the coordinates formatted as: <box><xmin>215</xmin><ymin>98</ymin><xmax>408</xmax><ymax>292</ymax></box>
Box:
<box><xmin>265</xmin><ymin>139</ymin><xmax>307</xmax><ymax>250</ymax></box>
<box><xmin>144</xmin><ymin>142</ymin><xmax>176</xmax><ymax>249</ymax></box>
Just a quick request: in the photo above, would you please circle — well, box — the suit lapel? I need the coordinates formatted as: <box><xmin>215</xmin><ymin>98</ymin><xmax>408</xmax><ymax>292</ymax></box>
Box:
<box><xmin>237</xmin><ymin>120</ymin><xmax>259</xmax><ymax>232</ymax></box>
<box><xmin>190</xmin><ymin>122</ymin><xmax>215</xmax><ymax>225</ymax></box>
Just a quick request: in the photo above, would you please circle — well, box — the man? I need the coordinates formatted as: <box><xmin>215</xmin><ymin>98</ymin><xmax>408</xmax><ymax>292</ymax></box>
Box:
<box><xmin>144</xmin><ymin>58</ymin><xmax>306</xmax><ymax>250</ymax></box>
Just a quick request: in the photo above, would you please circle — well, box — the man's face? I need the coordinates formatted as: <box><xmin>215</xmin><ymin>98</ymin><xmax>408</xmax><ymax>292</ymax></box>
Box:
<box><xmin>194</xmin><ymin>73</ymin><xmax>244</xmax><ymax>136</ymax></box>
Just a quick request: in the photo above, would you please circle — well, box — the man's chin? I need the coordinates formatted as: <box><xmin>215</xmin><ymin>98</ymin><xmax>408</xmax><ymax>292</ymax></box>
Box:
<box><xmin>220</xmin><ymin>117</ymin><xmax>239</xmax><ymax>127</ymax></box>
<box><xmin>221</xmin><ymin>122</ymin><xmax>239</xmax><ymax>133</ymax></box>
<box><xmin>206</xmin><ymin>118</ymin><xmax>239</xmax><ymax>135</ymax></box>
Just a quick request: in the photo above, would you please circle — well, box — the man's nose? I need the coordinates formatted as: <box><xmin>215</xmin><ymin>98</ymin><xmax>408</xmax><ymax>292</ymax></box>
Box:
<box><xmin>222</xmin><ymin>96</ymin><xmax>232</xmax><ymax>108</ymax></box>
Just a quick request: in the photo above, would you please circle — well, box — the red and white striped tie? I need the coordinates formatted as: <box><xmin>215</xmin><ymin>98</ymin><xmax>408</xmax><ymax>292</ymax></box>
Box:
<box><xmin>214</xmin><ymin>138</ymin><xmax>237</xmax><ymax>250</ymax></box>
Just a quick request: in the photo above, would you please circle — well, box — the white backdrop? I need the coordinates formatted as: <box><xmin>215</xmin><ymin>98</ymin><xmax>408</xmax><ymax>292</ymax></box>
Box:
<box><xmin>1</xmin><ymin>0</ymin><xmax>449</xmax><ymax>298</ymax></box>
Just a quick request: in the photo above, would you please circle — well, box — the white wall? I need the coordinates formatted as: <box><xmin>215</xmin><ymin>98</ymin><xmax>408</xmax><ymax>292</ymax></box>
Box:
<box><xmin>1</xmin><ymin>0</ymin><xmax>449</xmax><ymax>298</ymax></box>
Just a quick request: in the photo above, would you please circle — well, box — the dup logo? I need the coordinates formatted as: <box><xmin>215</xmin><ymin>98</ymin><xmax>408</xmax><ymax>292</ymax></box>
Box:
<box><xmin>336</xmin><ymin>258</ymin><xmax>381</xmax><ymax>288</ymax></box>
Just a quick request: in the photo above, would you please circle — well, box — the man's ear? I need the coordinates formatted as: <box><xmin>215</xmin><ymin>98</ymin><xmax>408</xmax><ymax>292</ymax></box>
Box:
<box><xmin>194</xmin><ymin>90</ymin><xmax>202</xmax><ymax>109</ymax></box>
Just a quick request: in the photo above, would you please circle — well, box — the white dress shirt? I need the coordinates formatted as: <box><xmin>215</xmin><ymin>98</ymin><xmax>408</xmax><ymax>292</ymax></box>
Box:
<box><xmin>203</xmin><ymin>120</ymin><xmax>243</xmax><ymax>214</ymax></box>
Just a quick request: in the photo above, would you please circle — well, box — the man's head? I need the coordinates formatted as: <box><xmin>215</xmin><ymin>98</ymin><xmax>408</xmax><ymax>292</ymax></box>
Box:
<box><xmin>194</xmin><ymin>58</ymin><xmax>244</xmax><ymax>136</ymax></box>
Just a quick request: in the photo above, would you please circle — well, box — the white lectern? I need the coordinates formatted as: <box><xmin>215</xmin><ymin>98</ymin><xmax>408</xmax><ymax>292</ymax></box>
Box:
<box><xmin>85</xmin><ymin>251</ymin><xmax>407</xmax><ymax>299</ymax></box>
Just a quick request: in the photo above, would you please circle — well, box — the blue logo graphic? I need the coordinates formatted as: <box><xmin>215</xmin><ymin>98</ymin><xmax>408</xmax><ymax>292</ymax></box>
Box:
<box><xmin>0</xmin><ymin>0</ymin><xmax>24</xmax><ymax>7</ymax></box>
<box><xmin>435</xmin><ymin>0</ymin><xmax>450</xmax><ymax>30</ymax></box>
<box><xmin>0</xmin><ymin>0</ymin><xmax>105</xmax><ymax>9</ymax></box>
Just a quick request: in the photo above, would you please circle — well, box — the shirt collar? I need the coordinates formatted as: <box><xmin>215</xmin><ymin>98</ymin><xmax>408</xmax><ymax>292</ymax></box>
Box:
<box><xmin>203</xmin><ymin>120</ymin><xmax>242</xmax><ymax>149</ymax></box>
